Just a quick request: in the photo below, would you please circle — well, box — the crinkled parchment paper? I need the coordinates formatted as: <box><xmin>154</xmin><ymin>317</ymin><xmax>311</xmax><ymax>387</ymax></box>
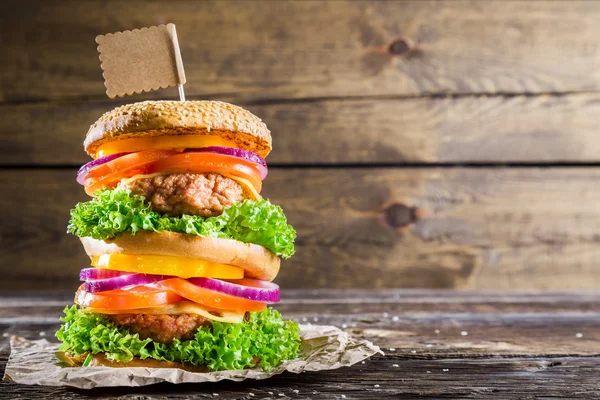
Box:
<box><xmin>3</xmin><ymin>324</ymin><xmax>382</xmax><ymax>388</ymax></box>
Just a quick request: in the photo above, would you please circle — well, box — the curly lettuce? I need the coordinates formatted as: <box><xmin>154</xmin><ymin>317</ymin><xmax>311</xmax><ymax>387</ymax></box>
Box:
<box><xmin>67</xmin><ymin>188</ymin><xmax>296</xmax><ymax>258</ymax></box>
<box><xmin>56</xmin><ymin>305</ymin><xmax>301</xmax><ymax>371</ymax></box>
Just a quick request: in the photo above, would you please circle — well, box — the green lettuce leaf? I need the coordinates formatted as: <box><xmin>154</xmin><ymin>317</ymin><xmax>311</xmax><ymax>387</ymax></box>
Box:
<box><xmin>56</xmin><ymin>305</ymin><xmax>301</xmax><ymax>371</ymax></box>
<box><xmin>67</xmin><ymin>188</ymin><xmax>296</xmax><ymax>258</ymax></box>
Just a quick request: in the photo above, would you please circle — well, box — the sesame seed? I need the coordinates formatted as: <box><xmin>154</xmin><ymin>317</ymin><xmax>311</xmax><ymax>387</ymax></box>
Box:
<box><xmin>392</xmin><ymin>316</ymin><xmax>399</xmax><ymax>321</ymax></box>
<box><xmin>460</xmin><ymin>331</ymin><xmax>468</xmax><ymax>336</ymax></box>
<box><xmin>2</xmin><ymin>333</ymin><xmax>8</xmax><ymax>338</ymax></box>
<box><xmin>361</xmin><ymin>361</ymin><xmax>365</xmax><ymax>364</ymax></box>
<box><xmin>389</xmin><ymin>348</ymin><xmax>396</xmax><ymax>351</ymax></box>
<box><xmin>426</xmin><ymin>370</ymin><xmax>431</xmax><ymax>374</ymax></box>
<box><xmin>313</xmin><ymin>317</ymin><xmax>319</xmax><ymax>322</ymax></box>
<box><xmin>382</xmin><ymin>312</ymin><xmax>389</xmax><ymax>318</ymax></box>
<box><xmin>302</xmin><ymin>317</ymin><xmax>307</xmax><ymax>322</ymax></box>
<box><xmin>435</xmin><ymin>329</ymin><xmax>440</xmax><ymax>334</ymax></box>
<box><xmin>292</xmin><ymin>390</ymin><xmax>299</xmax><ymax>393</ymax></box>
<box><xmin>393</xmin><ymin>364</ymin><xmax>399</xmax><ymax>367</ymax></box>
<box><xmin>411</xmin><ymin>350</ymin><xmax>416</xmax><ymax>354</ymax></box>
<box><xmin>39</xmin><ymin>332</ymin><xmax>46</xmax><ymax>337</ymax></box>
<box><xmin>278</xmin><ymin>394</ymin><xmax>285</xmax><ymax>397</ymax></box>
<box><xmin>342</xmin><ymin>324</ymin><xmax>348</xmax><ymax>328</ymax></box>
<box><xmin>443</xmin><ymin>369</ymin><xmax>449</xmax><ymax>372</ymax></box>
<box><xmin>342</xmin><ymin>396</ymin><xmax>346</xmax><ymax>399</ymax></box>
<box><xmin>426</xmin><ymin>344</ymin><xmax>433</xmax><ymax>348</ymax></box>
<box><xmin>213</xmin><ymin>394</ymin><xmax>219</xmax><ymax>397</ymax></box>
<box><xmin>374</xmin><ymin>384</ymin><xmax>380</xmax><ymax>388</ymax></box>
<box><xmin>576</xmin><ymin>333</ymin><xmax>583</xmax><ymax>338</ymax></box>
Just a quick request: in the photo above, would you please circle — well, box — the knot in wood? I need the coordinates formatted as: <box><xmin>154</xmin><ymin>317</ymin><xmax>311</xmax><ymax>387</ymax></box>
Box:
<box><xmin>383</xmin><ymin>203</ymin><xmax>419</xmax><ymax>229</ymax></box>
<box><xmin>388</xmin><ymin>37</ymin><xmax>413</xmax><ymax>56</ymax></box>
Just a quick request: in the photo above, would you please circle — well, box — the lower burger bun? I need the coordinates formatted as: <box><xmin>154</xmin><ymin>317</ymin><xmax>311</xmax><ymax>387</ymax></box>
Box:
<box><xmin>80</xmin><ymin>231</ymin><xmax>280</xmax><ymax>281</ymax></box>
<box><xmin>57</xmin><ymin>351</ymin><xmax>209</xmax><ymax>372</ymax></box>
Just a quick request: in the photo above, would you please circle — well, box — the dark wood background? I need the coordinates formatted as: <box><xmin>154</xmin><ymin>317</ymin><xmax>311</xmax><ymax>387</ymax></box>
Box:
<box><xmin>3</xmin><ymin>0</ymin><xmax>600</xmax><ymax>291</ymax></box>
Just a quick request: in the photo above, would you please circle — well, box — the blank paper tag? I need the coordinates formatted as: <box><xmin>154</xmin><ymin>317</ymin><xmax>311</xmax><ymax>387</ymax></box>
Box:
<box><xmin>96</xmin><ymin>23</ymin><xmax>186</xmax><ymax>99</ymax></box>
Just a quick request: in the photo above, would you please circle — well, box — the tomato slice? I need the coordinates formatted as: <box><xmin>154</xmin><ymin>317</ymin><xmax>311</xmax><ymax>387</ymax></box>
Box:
<box><xmin>90</xmin><ymin>254</ymin><xmax>245</xmax><ymax>279</ymax></box>
<box><xmin>74</xmin><ymin>284</ymin><xmax>183</xmax><ymax>310</ymax></box>
<box><xmin>84</xmin><ymin>150</ymin><xmax>262</xmax><ymax>196</ymax></box>
<box><xmin>148</xmin><ymin>153</ymin><xmax>263</xmax><ymax>194</ymax></box>
<box><xmin>157</xmin><ymin>278</ymin><xmax>267</xmax><ymax>312</ymax></box>
<box><xmin>84</xmin><ymin>150</ymin><xmax>177</xmax><ymax>196</ymax></box>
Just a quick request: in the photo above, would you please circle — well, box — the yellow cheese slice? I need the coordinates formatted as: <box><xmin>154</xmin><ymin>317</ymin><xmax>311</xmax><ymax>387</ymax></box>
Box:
<box><xmin>81</xmin><ymin>301</ymin><xmax>246</xmax><ymax>324</ymax></box>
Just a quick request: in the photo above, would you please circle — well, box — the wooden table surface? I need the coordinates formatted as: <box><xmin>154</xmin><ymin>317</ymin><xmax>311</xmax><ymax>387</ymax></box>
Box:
<box><xmin>1</xmin><ymin>289</ymin><xmax>599</xmax><ymax>399</ymax></box>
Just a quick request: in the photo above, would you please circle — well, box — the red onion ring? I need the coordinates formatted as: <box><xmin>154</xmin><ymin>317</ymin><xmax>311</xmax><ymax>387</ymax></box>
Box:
<box><xmin>80</xmin><ymin>268</ymin><xmax>132</xmax><ymax>281</ymax></box>
<box><xmin>76</xmin><ymin>152</ymin><xmax>130</xmax><ymax>185</ymax></box>
<box><xmin>188</xmin><ymin>278</ymin><xmax>280</xmax><ymax>303</ymax></box>
<box><xmin>184</xmin><ymin>147</ymin><xmax>268</xmax><ymax>180</ymax></box>
<box><xmin>83</xmin><ymin>271</ymin><xmax>172</xmax><ymax>293</ymax></box>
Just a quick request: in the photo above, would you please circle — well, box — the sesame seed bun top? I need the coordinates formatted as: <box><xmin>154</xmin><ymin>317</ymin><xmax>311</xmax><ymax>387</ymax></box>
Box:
<box><xmin>84</xmin><ymin>100</ymin><xmax>272</xmax><ymax>158</ymax></box>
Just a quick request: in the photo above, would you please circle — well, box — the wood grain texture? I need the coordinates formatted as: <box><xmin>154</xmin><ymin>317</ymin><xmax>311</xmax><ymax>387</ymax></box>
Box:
<box><xmin>5</xmin><ymin>93</ymin><xmax>600</xmax><ymax>165</ymax></box>
<box><xmin>4</xmin><ymin>168</ymin><xmax>600</xmax><ymax>290</ymax></box>
<box><xmin>3</xmin><ymin>290</ymin><xmax>600</xmax><ymax>357</ymax></box>
<box><xmin>3</xmin><ymin>0</ymin><xmax>600</xmax><ymax>102</ymax></box>
<box><xmin>2</xmin><ymin>290</ymin><xmax>600</xmax><ymax>398</ymax></box>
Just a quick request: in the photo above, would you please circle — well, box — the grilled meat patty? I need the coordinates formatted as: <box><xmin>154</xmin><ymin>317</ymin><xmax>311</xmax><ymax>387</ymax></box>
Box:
<box><xmin>120</xmin><ymin>173</ymin><xmax>246</xmax><ymax>217</ymax></box>
<box><xmin>108</xmin><ymin>313</ymin><xmax>211</xmax><ymax>344</ymax></box>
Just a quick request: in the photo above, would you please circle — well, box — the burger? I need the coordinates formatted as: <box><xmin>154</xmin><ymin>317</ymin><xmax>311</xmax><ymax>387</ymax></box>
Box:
<box><xmin>56</xmin><ymin>100</ymin><xmax>300</xmax><ymax>371</ymax></box>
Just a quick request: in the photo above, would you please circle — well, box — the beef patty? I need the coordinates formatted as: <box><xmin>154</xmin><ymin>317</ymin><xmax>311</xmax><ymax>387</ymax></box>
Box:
<box><xmin>109</xmin><ymin>313</ymin><xmax>211</xmax><ymax>344</ymax></box>
<box><xmin>120</xmin><ymin>173</ymin><xmax>246</xmax><ymax>217</ymax></box>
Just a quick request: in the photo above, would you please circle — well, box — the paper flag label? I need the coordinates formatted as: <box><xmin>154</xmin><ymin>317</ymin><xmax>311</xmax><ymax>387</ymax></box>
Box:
<box><xmin>96</xmin><ymin>23</ymin><xmax>186</xmax><ymax>99</ymax></box>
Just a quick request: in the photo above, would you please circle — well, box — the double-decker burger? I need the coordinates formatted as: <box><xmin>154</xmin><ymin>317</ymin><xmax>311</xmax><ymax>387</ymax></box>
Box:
<box><xmin>56</xmin><ymin>100</ymin><xmax>300</xmax><ymax>371</ymax></box>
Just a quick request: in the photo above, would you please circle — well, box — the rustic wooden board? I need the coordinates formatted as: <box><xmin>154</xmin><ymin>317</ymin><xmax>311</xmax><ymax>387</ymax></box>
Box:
<box><xmin>3</xmin><ymin>1</ymin><xmax>600</xmax><ymax>102</ymax></box>
<box><xmin>3</xmin><ymin>168</ymin><xmax>600</xmax><ymax>290</ymax></box>
<box><xmin>2</xmin><ymin>290</ymin><xmax>600</xmax><ymax>398</ymax></box>
<box><xmin>5</xmin><ymin>355</ymin><xmax>600</xmax><ymax>399</ymax></box>
<box><xmin>5</xmin><ymin>93</ymin><xmax>600</xmax><ymax>165</ymax></box>
<box><xmin>3</xmin><ymin>290</ymin><xmax>600</xmax><ymax>357</ymax></box>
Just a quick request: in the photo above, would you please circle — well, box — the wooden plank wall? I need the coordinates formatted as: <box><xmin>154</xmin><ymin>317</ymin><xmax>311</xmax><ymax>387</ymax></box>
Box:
<box><xmin>2</xmin><ymin>0</ymin><xmax>600</xmax><ymax>290</ymax></box>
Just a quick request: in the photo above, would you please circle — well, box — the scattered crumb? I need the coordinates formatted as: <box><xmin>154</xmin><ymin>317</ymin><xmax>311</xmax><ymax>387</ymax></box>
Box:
<box><xmin>39</xmin><ymin>332</ymin><xmax>46</xmax><ymax>337</ymax></box>
<box><xmin>426</xmin><ymin>344</ymin><xmax>433</xmax><ymax>348</ymax></box>
<box><xmin>443</xmin><ymin>369</ymin><xmax>449</xmax><ymax>372</ymax></box>
<box><xmin>392</xmin><ymin>316</ymin><xmax>399</xmax><ymax>321</ymax></box>
<box><xmin>576</xmin><ymin>333</ymin><xmax>583</xmax><ymax>338</ymax></box>
<box><xmin>460</xmin><ymin>331</ymin><xmax>468</xmax><ymax>336</ymax></box>
<box><xmin>435</xmin><ymin>329</ymin><xmax>440</xmax><ymax>334</ymax></box>
<box><xmin>393</xmin><ymin>364</ymin><xmax>399</xmax><ymax>367</ymax></box>
<box><xmin>374</xmin><ymin>384</ymin><xmax>380</xmax><ymax>388</ymax></box>
<box><xmin>389</xmin><ymin>348</ymin><xmax>396</xmax><ymax>351</ymax></box>
<box><xmin>342</xmin><ymin>324</ymin><xmax>348</xmax><ymax>328</ymax></box>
